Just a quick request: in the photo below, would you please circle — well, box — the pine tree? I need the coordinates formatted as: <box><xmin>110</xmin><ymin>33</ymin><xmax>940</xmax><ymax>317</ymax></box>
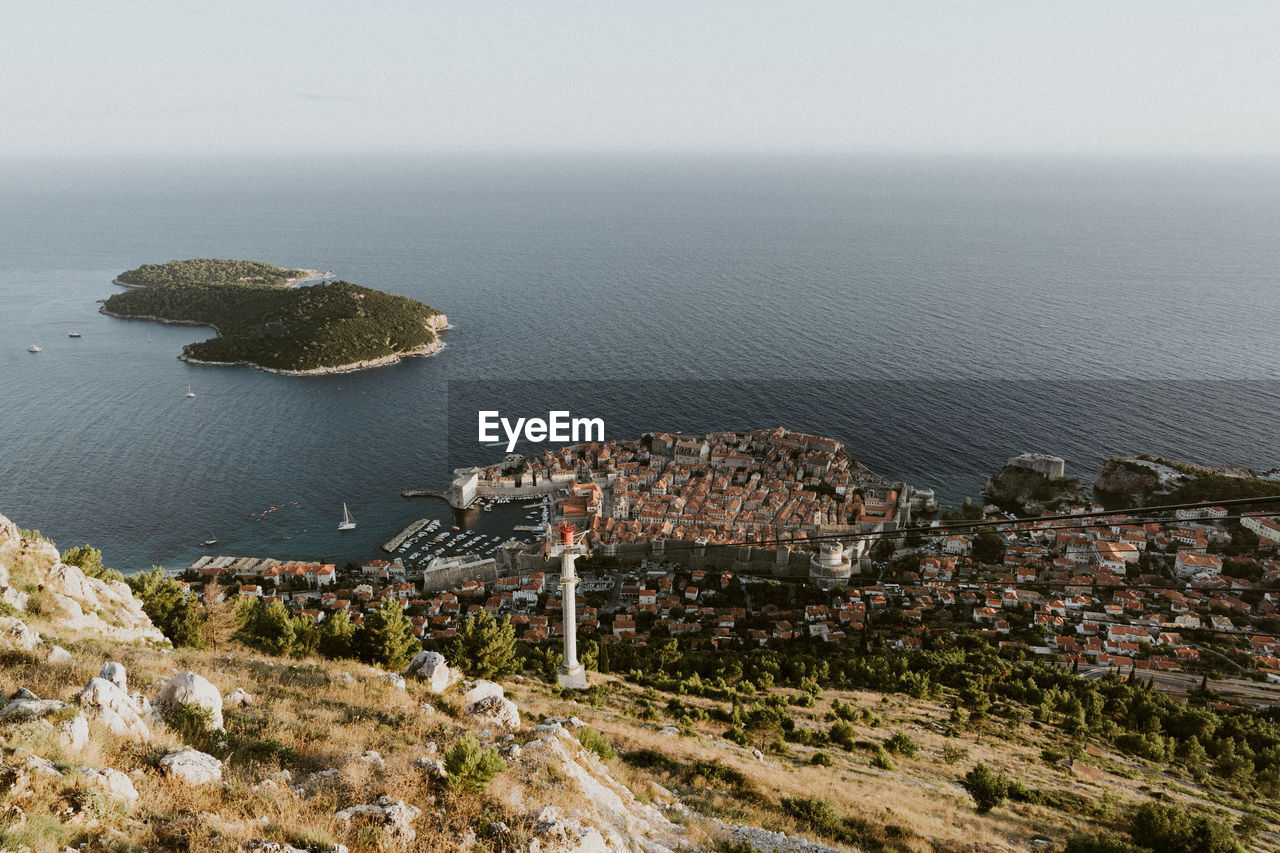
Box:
<box><xmin>254</xmin><ymin>600</ymin><xmax>297</xmax><ymax>656</ymax></box>
<box><xmin>446</xmin><ymin>611</ymin><xmax>518</xmax><ymax>679</ymax></box>
<box><xmin>598</xmin><ymin>642</ymin><xmax>611</xmax><ymax>674</ymax></box>
<box><xmin>354</xmin><ymin>598</ymin><xmax>418</xmax><ymax>670</ymax></box>
<box><xmin>318</xmin><ymin>609</ymin><xmax>355</xmax><ymax>659</ymax></box>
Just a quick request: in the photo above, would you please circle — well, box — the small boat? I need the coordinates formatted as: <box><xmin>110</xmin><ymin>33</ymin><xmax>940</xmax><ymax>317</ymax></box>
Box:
<box><xmin>203</xmin><ymin>533</ymin><xmax>218</xmax><ymax>546</ymax></box>
<box><xmin>27</xmin><ymin>345</ymin><xmax>41</xmax><ymax>353</ymax></box>
<box><xmin>68</xmin><ymin>332</ymin><xmax>81</xmax><ymax>338</ymax></box>
<box><xmin>338</xmin><ymin>503</ymin><xmax>356</xmax><ymax>531</ymax></box>
<box><xmin>185</xmin><ymin>384</ymin><xmax>196</xmax><ymax>398</ymax></box>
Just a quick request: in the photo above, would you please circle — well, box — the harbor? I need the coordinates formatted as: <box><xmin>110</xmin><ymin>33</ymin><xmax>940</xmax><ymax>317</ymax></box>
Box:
<box><xmin>383</xmin><ymin>518</ymin><xmax>432</xmax><ymax>553</ymax></box>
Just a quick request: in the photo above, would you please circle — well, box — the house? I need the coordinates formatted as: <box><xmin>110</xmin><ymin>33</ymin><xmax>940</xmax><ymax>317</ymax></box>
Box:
<box><xmin>1174</xmin><ymin>552</ymin><xmax>1223</xmax><ymax>580</ymax></box>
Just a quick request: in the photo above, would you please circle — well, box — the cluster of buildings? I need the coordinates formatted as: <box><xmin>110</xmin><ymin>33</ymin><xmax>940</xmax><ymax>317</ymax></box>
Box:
<box><xmin>180</xmin><ymin>438</ymin><xmax>1280</xmax><ymax>691</ymax></box>
<box><xmin>468</xmin><ymin>428</ymin><xmax>924</xmax><ymax>552</ymax></box>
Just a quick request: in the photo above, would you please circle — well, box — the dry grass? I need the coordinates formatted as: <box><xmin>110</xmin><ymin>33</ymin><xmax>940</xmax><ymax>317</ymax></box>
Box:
<box><xmin>0</xmin><ymin>548</ymin><xmax>1272</xmax><ymax>853</ymax></box>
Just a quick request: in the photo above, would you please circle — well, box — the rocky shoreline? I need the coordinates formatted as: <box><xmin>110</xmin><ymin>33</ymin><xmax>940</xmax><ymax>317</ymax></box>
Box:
<box><xmin>178</xmin><ymin>338</ymin><xmax>446</xmax><ymax>376</ymax></box>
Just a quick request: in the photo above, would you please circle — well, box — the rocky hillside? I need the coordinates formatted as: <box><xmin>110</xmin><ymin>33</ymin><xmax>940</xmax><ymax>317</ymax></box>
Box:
<box><xmin>0</xmin><ymin>512</ymin><xmax>846</xmax><ymax>853</ymax></box>
<box><xmin>982</xmin><ymin>465</ymin><xmax>1089</xmax><ymax>514</ymax></box>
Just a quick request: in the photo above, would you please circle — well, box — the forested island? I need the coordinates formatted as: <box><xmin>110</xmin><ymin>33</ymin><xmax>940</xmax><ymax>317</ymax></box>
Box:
<box><xmin>102</xmin><ymin>259</ymin><xmax>447</xmax><ymax>374</ymax></box>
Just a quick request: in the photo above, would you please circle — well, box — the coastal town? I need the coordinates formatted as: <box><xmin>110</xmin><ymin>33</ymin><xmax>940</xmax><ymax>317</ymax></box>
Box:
<box><xmin>175</xmin><ymin>435</ymin><xmax>1280</xmax><ymax>707</ymax></box>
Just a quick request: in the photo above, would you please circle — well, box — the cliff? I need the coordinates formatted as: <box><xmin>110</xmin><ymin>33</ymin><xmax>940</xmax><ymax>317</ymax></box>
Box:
<box><xmin>1093</xmin><ymin>458</ymin><xmax>1163</xmax><ymax>502</ymax></box>
<box><xmin>982</xmin><ymin>464</ymin><xmax>1089</xmax><ymax>514</ymax></box>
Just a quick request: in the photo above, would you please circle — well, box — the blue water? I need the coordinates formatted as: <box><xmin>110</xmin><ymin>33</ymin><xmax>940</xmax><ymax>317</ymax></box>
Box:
<box><xmin>1</xmin><ymin>155</ymin><xmax>1279</xmax><ymax>570</ymax></box>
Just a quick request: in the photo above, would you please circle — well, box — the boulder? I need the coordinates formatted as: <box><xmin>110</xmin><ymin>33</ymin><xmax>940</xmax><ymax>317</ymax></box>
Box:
<box><xmin>527</xmin><ymin>806</ymin><xmax>612</xmax><ymax>853</ymax></box>
<box><xmin>334</xmin><ymin>796</ymin><xmax>420</xmax><ymax>842</ymax></box>
<box><xmin>157</xmin><ymin>749</ymin><xmax>222</xmax><ymax>785</ymax></box>
<box><xmin>467</xmin><ymin>695</ymin><xmax>520</xmax><ymax>731</ymax></box>
<box><xmin>81</xmin><ymin>767</ymin><xmax>139</xmax><ymax>804</ymax></box>
<box><xmin>58</xmin><ymin>714</ymin><xmax>89</xmax><ymax>752</ymax></box>
<box><xmin>521</xmin><ymin>731</ymin><xmax>678</xmax><ymax>848</ymax></box>
<box><xmin>100</xmin><ymin>662</ymin><xmax>127</xmax><ymax>692</ymax></box>
<box><xmin>383</xmin><ymin>673</ymin><xmax>406</xmax><ymax>691</ymax></box>
<box><xmin>152</xmin><ymin>671</ymin><xmax>224</xmax><ymax>731</ymax></box>
<box><xmin>462</xmin><ymin>679</ymin><xmax>505</xmax><ymax>707</ymax></box>
<box><xmin>0</xmin><ymin>586</ymin><xmax>28</xmax><ymax>612</ymax></box>
<box><xmin>223</xmin><ymin>687</ymin><xmax>253</xmax><ymax>708</ymax></box>
<box><xmin>129</xmin><ymin>692</ymin><xmax>152</xmax><ymax>717</ymax></box>
<box><xmin>0</xmin><ymin>695</ymin><xmax>65</xmax><ymax>721</ymax></box>
<box><xmin>20</xmin><ymin>755</ymin><xmax>63</xmax><ymax>778</ymax></box>
<box><xmin>404</xmin><ymin>651</ymin><xmax>455</xmax><ymax>692</ymax></box>
<box><xmin>45</xmin><ymin>645</ymin><xmax>72</xmax><ymax>664</ymax></box>
<box><xmin>0</xmin><ymin>617</ymin><xmax>39</xmax><ymax>651</ymax></box>
<box><xmin>79</xmin><ymin>677</ymin><xmax>150</xmax><ymax>740</ymax></box>
<box><xmin>414</xmin><ymin>757</ymin><xmax>447</xmax><ymax>780</ymax></box>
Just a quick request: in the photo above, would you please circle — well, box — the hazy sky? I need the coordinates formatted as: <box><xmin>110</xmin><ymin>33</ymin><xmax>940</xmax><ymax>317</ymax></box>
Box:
<box><xmin>4</xmin><ymin>1</ymin><xmax>1278</xmax><ymax>157</ymax></box>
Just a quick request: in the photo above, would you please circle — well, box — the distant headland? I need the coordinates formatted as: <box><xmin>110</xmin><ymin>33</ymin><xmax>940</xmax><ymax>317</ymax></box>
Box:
<box><xmin>101</xmin><ymin>259</ymin><xmax>448</xmax><ymax>375</ymax></box>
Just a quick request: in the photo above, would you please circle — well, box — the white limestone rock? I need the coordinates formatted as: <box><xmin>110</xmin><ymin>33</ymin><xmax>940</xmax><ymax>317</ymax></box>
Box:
<box><xmin>45</xmin><ymin>645</ymin><xmax>72</xmax><ymax>664</ymax></box>
<box><xmin>521</xmin><ymin>730</ymin><xmax>679</xmax><ymax>850</ymax></box>
<box><xmin>334</xmin><ymin>796</ymin><xmax>420</xmax><ymax>842</ymax></box>
<box><xmin>223</xmin><ymin>687</ymin><xmax>254</xmax><ymax>708</ymax></box>
<box><xmin>467</xmin><ymin>695</ymin><xmax>521</xmax><ymax>731</ymax></box>
<box><xmin>152</xmin><ymin>671</ymin><xmax>224</xmax><ymax>731</ymax></box>
<box><xmin>21</xmin><ymin>755</ymin><xmax>63</xmax><ymax>778</ymax></box>
<box><xmin>100</xmin><ymin>662</ymin><xmax>127</xmax><ymax>692</ymax></box>
<box><xmin>383</xmin><ymin>673</ymin><xmax>406</xmax><ymax>691</ymax></box>
<box><xmin>58</xmin><ymin>714</ymin><xmax>89</xmax><ymax>752</ymax></box>
<box><xmin>462</xmin><ymin>679</ymin><xmax>505</xmax><ymax>706</ymax></box>
<box><xmin>157</xmin><ymin>749</ymin><xmax>222</xmax><ymax>785</ymax></box>
<box><xmin>129</xmin><ymin>691</ymin><xmax>152</xmax><ymax>717</ymax></box>
<box><xmin>0</xmin><ymin>586</ymin><xmax>28</xmax><ymax>612</ymax></box>
<box><xmin>81</xmin><ymin>767</ymin><xmax>139</xmax><ymax>804</ymax></box>
<box><xmin>0</xmin><ymin>695</ymin><xmax>65</xmax><ymax>721</ymax></box>
<box><xmin>0</xmin><ymin>617</ymin><xmax>40</xmax><ymax>651</ymax></box>
<box><xmin>79</xmin><ymin>677</ymin><xmax>150</xmax><ymax>740</ymax></box>
<box><xmin>404</xmin><ymin>650</ymin><xmax>456</xmax><ymax>692</ymax></box>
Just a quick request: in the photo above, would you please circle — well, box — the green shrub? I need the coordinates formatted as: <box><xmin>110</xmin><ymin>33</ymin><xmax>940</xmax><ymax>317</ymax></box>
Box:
<box><xmin>1062</xmin><ymin>832</ymin><xmax>1147</xmax><ymax>853</ymax></box>
<box><xmin>961</xmin><ymin>763</ymin><xmax>1008</xmax><ymax>813</ymax></box>
<box><xmin>167</xmin><ymin>702</ymin><xmax>220</xmax><ymax>752</ymax></box>
<box><xmin>1129</xmin><ymin>801</ymin><xmax>1242</xmax><ymax>853</ymax></box>
<box><xmin>444</xmin><ymin>734</ymin><xmax>505</xmax><ymax>794</ymax></box>
<box><xmin>810</xmin><ymin>751</ymin><xmax>833</xmax><ymax>767</ymax></box>
<box><xmin>779</xmin><ymin>796</ymin><xmax>857</xmax><ymax>845</ymax></box>
<box><xmin>577</xmin><ymin>727</ymin><xmax>617</xmax><ymax>760</ymax></box>
<box><xmin>885</xmin><ymin>730</ymin><xmax>918</xmax><ymax>757</ymax></box>
<box><xmin>871</xmin><ymin>746</ymin><xmax>894</xmax><ymax>771</ymax></box>
<box><xmin>941</xmin><ymin>744</ymin><xmax>968</xmax><ymax>765</ymax></box>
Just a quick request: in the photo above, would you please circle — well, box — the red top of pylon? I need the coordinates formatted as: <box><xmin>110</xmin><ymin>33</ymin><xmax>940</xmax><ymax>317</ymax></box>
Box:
<box><xmin>556</xmin><ymin>521</ymin><xmax>576</xmax><ymax>545</ymax></box>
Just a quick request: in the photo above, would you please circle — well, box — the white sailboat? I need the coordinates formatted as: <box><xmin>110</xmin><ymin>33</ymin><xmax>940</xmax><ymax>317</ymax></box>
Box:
<box><xmin>338</xmin><ymin>503</ymin><xmax>356</xmax><ymax>531</ymax></box>
<box><xmin>185</xmin><ymin>384</ymin><xmax>196</xmax><ymax>398</ymax></box>
<box><xmin>27</xmin><ymin>345</ymin><xmax>42</xmax><ymax>353</ymax></box>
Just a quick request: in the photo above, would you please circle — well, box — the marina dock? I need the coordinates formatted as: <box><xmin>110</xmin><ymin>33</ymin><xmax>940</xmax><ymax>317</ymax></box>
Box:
<box><xmin>383</xmin><ymin>518</ymin><xmax>432</xmax><ymax>553</ymax></box>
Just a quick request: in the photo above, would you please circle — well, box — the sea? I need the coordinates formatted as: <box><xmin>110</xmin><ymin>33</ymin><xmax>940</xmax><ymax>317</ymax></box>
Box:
<box><xmin>1</xmin><ymin>154</ymin><xmax>1279</xmax><ymax>572</ymax></box>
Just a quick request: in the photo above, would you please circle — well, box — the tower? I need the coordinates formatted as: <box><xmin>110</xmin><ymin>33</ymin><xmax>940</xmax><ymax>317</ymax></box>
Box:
<box><xmin>809</xmin><ymin>541</ymin><xmax>853</xmax><ymax>590</ymax></box>
<box><xmin>549</xmin><ymin>521</ymin><xmax>589</xmax><ymax>689</ymax></box>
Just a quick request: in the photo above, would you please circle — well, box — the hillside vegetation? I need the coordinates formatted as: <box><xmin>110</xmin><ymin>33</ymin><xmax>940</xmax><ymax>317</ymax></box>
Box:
<box><xmin>116</xmin><ymin>259</ymin><xmax>311</xmax><ymax>288</ymax></box>
<box><xmin>103</xmin><ymin>260</ymin><xmax>446</xmax><ymax>373</ymax></box>
<box><xmin>2</xmin><ymin>511</ymin><xmax>1277</xmax><ymax>852</ymax></box>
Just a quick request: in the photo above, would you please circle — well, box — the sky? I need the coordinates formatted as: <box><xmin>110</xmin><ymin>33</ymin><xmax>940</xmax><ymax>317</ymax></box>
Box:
<box><xmin>2</xmin><ymin>1</ymin><xmax>1278</xmax><ymax>158</ymax></box>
